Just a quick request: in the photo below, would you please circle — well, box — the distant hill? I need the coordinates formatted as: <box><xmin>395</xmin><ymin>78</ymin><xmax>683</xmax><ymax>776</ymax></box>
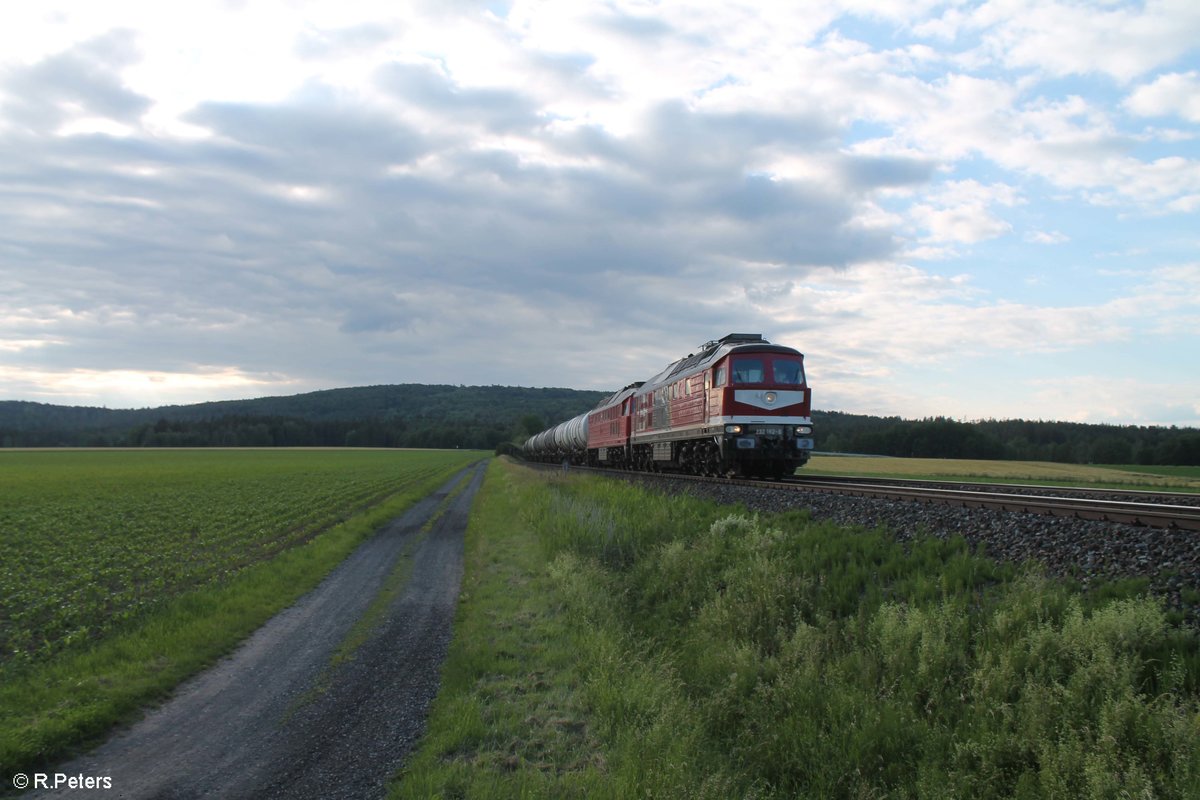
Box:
<box><xmin>2</xmin><ymin>386</ymin><xmax>1197</xmax><ymax>464</ymax></box>
<box><xmin>0</xmin><ymin>384</ymin><xmax>609</xmax><ymax>449</ymax></box>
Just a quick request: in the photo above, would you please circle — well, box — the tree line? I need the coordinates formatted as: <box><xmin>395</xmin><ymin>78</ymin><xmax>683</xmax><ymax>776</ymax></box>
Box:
<box><xmin>814</xmin><ymin>412</ymin><xmax>1200</xmax><ymax>466</ymax></box>
<box><xmin>1</xmin><ymin>414</ymin><xmax>518</xmax><ymax>451</ymax></box>
<box><xmin>2</xmin><ymin>386</ymin><xmax>1198</xmax><ymax>465</ymax></box>
<box><xmin>0</xmin><ymin>385</ymin><xmax>607</xmax><ymax>451</ymax></box>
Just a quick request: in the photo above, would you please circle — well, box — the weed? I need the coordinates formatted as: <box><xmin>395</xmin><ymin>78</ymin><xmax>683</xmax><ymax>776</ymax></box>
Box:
<box><xmin>405</xmin><ymin>460</ymin><xmax>1200</xmax><ymax>798</ymax></box>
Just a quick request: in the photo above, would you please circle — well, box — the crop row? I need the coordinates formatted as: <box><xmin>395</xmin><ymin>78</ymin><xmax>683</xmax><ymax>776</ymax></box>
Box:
<box><xmin>0</xmin><ymin>449</ymin><xmax>481</xmax><ymax>666</ymax></box>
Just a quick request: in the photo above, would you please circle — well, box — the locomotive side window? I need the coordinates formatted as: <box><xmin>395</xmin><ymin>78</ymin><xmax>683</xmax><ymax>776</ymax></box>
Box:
<box><xmin>773</xmin><ymin>359</ymin><xmax>805</xmax><ymax>385</ymax></box>
<box><xmin>715</xmin><ymin>366</ymin><xmax>726</xmax><ymax>386</ymax></box>
<box><xmin>732</xmin><ymin>358</ymin><xmax>764</xmax><ymax>384</ymax></box>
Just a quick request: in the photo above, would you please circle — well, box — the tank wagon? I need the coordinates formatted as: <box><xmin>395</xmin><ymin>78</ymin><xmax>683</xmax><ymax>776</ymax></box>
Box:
<box><xmin>522</xmin><ymin>333</ymin><xmax>814</xmax><ymax>478</ymax></box>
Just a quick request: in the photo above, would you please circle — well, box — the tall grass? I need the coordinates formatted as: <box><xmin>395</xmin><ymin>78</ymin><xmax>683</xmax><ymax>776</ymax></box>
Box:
<box><xmin>406</xmin><ymin>461</ymin><xmax>1200</xmax><ymax>798</ymax></box>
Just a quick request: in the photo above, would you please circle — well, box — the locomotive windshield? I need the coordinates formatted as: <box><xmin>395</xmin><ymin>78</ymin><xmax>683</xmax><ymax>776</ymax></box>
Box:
<box><xmin>730</xmin><ymin>356</ymin><xmax>805</xmax><ymax>386</ymax></box>
<box><xmin>773</xmin><ymin>358</ymin><xmax>805</xmax><ymax>385</ymax></box>
<box><xmin>731</xmin><ymin>358</ymin><xmax>765</xmax><ymax>384</ymax></box>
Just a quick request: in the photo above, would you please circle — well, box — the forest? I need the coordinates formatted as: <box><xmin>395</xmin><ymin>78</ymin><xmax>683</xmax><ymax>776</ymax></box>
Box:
<box><xmin>816</xmin><ymin>411</ymin><xmax>1200</xmax><ymax>466</ymax></box>
<box><xmin>0</xmin><ymin>385</ymin><xmax>607</xmax><ymax>451</ymax></box>
<box><xmin>2</xmin><ymin>384</ymin><xmax>1198</xmax><ymax>465</ymax></box>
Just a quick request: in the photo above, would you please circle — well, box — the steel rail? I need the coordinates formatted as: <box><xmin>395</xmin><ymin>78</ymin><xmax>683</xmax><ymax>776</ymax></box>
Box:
<box><xmin>529</xmin><ymin>462</ymin><xmax>1200</xmax><ymax>532</ymax></box>
<box><xmin>787</xmin><ymin>473</ymin><xmax>1200</xmax><ymax>504</ymax></box>
<box><xmin>784</xmin><ymin>477</ymin><xmax>1200</xmax><ymax>531</ymax></box>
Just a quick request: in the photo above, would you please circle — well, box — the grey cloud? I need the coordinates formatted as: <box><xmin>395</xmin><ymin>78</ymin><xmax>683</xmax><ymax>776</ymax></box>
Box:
<box><xmin>186</xmin><ymin>94</ymin><xmax>428</xmax><ymax>173</ymax></box>
<box><xmin>338</xmin><ymin>294</ymin><xmax>423</xmax><ymax>334</ymax></box>
<box><xmin>0</xmin><ymin>29</ymin><xmax>150</xmax><ymax>130</ymax></box>
<box><xmin>745</xmin><ymin>281</ymin><xmax>795</xmax><ymax>305</ymax></box>
<box><xmin>570</xmin><ymin>170</ymin><xmax>668</xmax><ymax>221</ymax></box>
<box><xmin>364</xmin><ymin>103</ymin><xmax>893</xmax><ymax>280</ymax></box>
<box><xmin>709</xmin><ymin>174</ymin><xmax>817</xmax><ymax>220</ymax></box>
<box><xmin>1</xmin><ymin>43</ymin><xmax>901</xmax><ymax>399</ymax></box>
<box><xmin>840</xmin><ymin>154</ymin><xmax>938</xmax><ymax>191</ymax></box>
<box><xmin>595</xmin><ymin>10</ymin><xmax>675</xmax><ymax>40</ymax></box>
<box><xmin>374</xmin><ymin>62</ymin><xmax>541</xmax><ymax>133</ymax></box>
<box><xmin>625</xmin><ymin>101</ymin><xmax>836</xmax><ymax>180</ymax></box>
<box><xmin>526</xmin><ymin>50</ymin><xmax>602</xmax><ymax>93</ymax></box>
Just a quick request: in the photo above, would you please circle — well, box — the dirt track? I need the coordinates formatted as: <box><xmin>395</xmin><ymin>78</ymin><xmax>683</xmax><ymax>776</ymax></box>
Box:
<box><xmin>29</xmin><ymin>462</ymin><xmax>487</xmax><ymax>799</ymax></box>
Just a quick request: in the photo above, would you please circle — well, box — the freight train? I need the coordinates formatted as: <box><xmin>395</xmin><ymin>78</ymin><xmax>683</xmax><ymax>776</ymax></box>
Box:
<box><xmin>523</xmin><ymin>333</ymin><xmax>814</xmax><ymax>478</ymax></box>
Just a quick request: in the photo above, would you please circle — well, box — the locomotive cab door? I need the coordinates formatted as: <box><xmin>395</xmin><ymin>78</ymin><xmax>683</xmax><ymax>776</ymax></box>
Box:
<box><xmin>703</xmin><ymin>370</ymin><xmax>712</xmax><ymax>424</ymax></box>
<box><xmin>707</xmin><ymin>361</ymin><xmax>725</xmax><ymax>420</ymax></box>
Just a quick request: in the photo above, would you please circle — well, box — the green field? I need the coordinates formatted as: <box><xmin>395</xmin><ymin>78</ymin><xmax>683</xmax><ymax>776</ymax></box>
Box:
<box><xmin>0</xmin><ymin>448</ymin><xmax>482</xmax><ymax>774</ymax></box>
<box><xmin>0</xmin><ymin>448</ymin><xmax>482</xmax><ymax>665</ymax></box>
<box><xmin>804</xmin><ymin>455</ymin><xmax>1200</xmax><ymax>491</ymax></box>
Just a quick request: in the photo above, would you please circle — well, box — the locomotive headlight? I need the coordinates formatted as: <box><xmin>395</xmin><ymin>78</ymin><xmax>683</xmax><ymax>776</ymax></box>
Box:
<box><xmin>725</xmin><ymin>424</ymin><xmax>743</xmax><ymax>434</ymax></box>
<box><xmin>795</xmin><ymin>425</ymin><xmax>813</xmax><ymax>435</ymax></box>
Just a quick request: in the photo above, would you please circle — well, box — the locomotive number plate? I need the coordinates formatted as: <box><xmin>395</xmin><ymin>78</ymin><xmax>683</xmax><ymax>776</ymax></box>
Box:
<box><xmin>757</xmin><ymin>427</ymin><xmax>782</xmax><ymax>437</ymax></box>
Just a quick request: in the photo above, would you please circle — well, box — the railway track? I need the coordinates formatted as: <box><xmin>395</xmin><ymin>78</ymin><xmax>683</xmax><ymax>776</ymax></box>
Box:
<box><xmin>538</xmin><ymin>463</ymin><xmax>1200</xmax><ymax>532</ymax></box>
<box><xmin>784</xmin><ymin>475</ymin><xmax>1200</xmax><ymax>532</ymax></box>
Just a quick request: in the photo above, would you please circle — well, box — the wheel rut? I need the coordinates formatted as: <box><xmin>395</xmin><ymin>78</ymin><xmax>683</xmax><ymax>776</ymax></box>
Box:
<box><xmin>29</xmin><ymin>462</ymin><xmax>488</xmax><ymax>799</ymax></box>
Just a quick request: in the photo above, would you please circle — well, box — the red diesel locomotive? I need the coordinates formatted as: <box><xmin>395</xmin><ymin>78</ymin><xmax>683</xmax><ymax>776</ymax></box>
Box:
<box><xmin>523</xmin><ymin>333</ymin><xmax>814</xmax><ymax>478</ymax></box>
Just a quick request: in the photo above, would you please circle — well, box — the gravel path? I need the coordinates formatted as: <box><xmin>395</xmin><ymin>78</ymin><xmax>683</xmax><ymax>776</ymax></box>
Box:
<box><xmin>28</xmin><ymin>461</ymin><xmax>486</xmax><ymax>800</ymax></box>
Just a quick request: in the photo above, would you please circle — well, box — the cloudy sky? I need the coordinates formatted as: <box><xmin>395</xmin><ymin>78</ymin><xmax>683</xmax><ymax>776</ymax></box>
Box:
<box><xmin>2</xmin><ymin>1</ymin><xmax>1198</xmax><ymax>426</ymax></box>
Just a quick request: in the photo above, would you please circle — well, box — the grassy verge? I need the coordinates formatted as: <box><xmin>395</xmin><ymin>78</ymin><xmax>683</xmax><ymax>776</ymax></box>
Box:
<box><xmin>0</xmin><ymin>455</ymin><xmax>482</xmax><ymax>780</ymax></box>
<box><xmin>399</xmin><ymin>458</ymin><xmax>1200</xmax><ymax>798</ymax></box>
<box><xmin>804</xmin><ymin>455</ymin><xmax>1200</xmax><ymax>492</ymax></box>
<box><xmin>393</xmin><ymin>460</ymin><xmax>607</xmax><ymax>799</ymax></box>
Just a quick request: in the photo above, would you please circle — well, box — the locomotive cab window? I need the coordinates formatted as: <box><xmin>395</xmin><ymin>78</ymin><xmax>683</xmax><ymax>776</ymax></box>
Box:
<box><xmin>731</xmin><ymin>358</ymin><xmax>765</xmax><ymax>384</ymax></box>
<box><xmin>715</xmin><ymin>366</ymin><xmax>726</xmax><ymax>386</ymax></box>
<box><xmin>773</xmin><ymin>359</ymin><xmax>805</xmax><ymax>385</ymax></box>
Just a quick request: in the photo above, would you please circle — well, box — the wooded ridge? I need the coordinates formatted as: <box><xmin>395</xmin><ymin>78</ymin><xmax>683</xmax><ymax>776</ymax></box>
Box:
<box><xmin>2</xmin><ymin>385</ymin><xmax>1197</xmax><ymax>464</ymax></box>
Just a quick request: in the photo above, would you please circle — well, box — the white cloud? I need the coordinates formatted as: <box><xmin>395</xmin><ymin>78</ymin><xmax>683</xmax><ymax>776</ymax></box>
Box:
<box><xmin>909</xmin><ymin>203</ymin><xmax>1012</xmax><ymax>244</ymax></box>
<box><xmin>1027</xmin><ymin>376</ymin><xmax>1200</xmax><ymax>426</ymax></box>
<box><xmin>907</xmin><ymin>179</ymin><xmax>1020</xmax><ymax>245</ymax></box>
<box><xmin>0</xmin><ymin>364</ymin><xmax>303</xmax><ymax>407</ymax></box>
<box><xmin>883</xmin><ymin>80</ymin><xmax>1200</xmax><ymax>211</ymax></box>
<box><xmin>1167</xmin><ymin>194</ymin><xmax>1200</xmax><ymax>212</ymax></box>
<box><xmin>756</xmin><ymin>260</ymin><xmax>1200</xmax><ymax>418</ymax></box>
<box><xmin>962</xmin><ymin>0</ymin><xmax>1200</xmax><ymax>83</ymax></box>
<box><xmin>1126</xmin><ymin>71</ymin><xmax>1200</xmax><ymax>123</ymax></box>
<box><xmin>0</xmin><ymin>338</ymin><xmax>62</xmax><ymax>353</ymax></box>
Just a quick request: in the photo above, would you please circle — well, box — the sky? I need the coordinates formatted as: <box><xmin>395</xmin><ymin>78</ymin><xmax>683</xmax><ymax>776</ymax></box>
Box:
<box><xmin>1</xmin><ymin>1</ymin><xmax>1198</xmax><ymax>426</ymax></box>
